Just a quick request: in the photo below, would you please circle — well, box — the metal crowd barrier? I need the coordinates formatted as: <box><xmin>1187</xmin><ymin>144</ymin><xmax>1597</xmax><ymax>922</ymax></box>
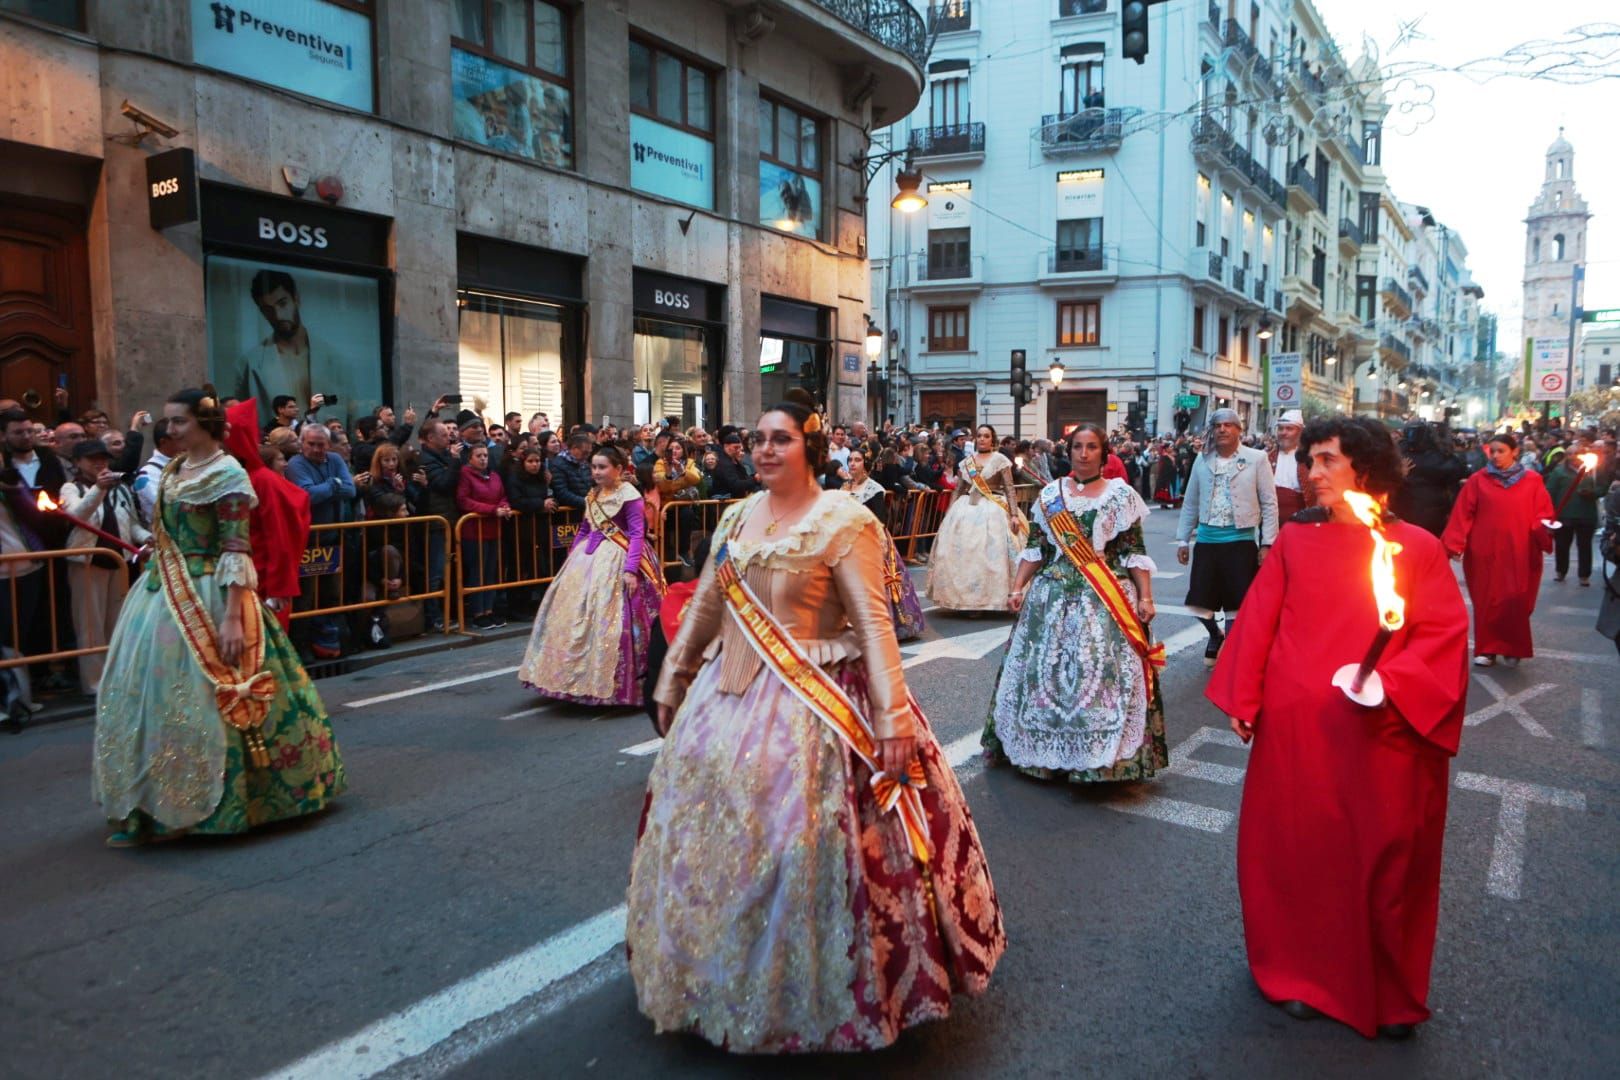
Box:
<box><xmin>452</xmin><ymin>507</ymin><xmax>581</xmax><ymax>632</ymax></box>
<box><xmin>290</xmin><ymin>515</ymin><xmax>454</xmax><ymax>631</ymax></box>
<box><xmin>657</xmin><ymin>498</ymin><xmax>743</xmax><ymax>570</ymax></box>
<box><xmin>0</xmin><ymin>548</ymin><xmax>131</xmax><ymax>670</ymax></box>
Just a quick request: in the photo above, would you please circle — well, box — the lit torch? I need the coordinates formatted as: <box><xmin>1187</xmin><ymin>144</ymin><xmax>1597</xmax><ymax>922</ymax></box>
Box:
<box><xmin>1541</xmin><ymin>452</ymin><xmax>1599</xmax><ymax>530</ymax></box>
<box><xmin>35</xmin><ymin>491</ymin><xmax>143</xmax><ymax>557</ymax></box>
<box><xmin>1331</xmin><ymin>490</ymin><xmax>1405</xmax><ymax>707</ymax></box>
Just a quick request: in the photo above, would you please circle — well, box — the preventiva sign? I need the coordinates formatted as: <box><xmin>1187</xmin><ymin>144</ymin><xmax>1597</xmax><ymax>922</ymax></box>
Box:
<box><xmin>191</xmin><ymin>0</ymin><xmax>373</xmax><ymax>112</ymax></box>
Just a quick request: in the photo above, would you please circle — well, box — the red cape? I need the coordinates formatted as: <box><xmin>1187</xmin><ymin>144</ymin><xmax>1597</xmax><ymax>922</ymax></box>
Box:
<box><xmin>1206</xmin><ymin>518</ymin><xmax>1470</xmax><ymax>1036</ymax></box>
<box><xmin>1441</xmin><ymin>470</ymin><xmax>1554</xmax><ymax>658</ymax></box>
<box><xmin>225</xmin><ymin>399</ymin><xmax>312</xmax><ymax>615</ymax></box>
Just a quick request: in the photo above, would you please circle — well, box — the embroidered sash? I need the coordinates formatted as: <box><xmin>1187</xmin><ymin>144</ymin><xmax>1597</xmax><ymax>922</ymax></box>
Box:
<box><xmin>713</xmin><ymin>541</ymin><xmax>930</xmax><ymax>865</ymax></box>
<box><xmin>151</xmin><ymin>472</ymin><xmax>275</xmax><ymax>768</ymax></box>
<box><xmin>588</xmin><ymin>489</ymin><xmax>666</xmax><ymax>596</ymax></box>
<box><xmin>964</xmin><ymin>455</ymin><xmax>1029</xmax><ymax>540</ymax></box>
<box><xmin>1042</xmin><ymin>485</ymin><xmax>1166</xmax><ymax>706</ymax></box>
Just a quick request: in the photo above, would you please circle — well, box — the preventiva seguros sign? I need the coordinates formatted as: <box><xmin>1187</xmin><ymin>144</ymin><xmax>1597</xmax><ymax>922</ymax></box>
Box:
<box><xmin>191</xmin><ymin>0</ymin><xmax>373</xmax><ymax>112</ymax></box>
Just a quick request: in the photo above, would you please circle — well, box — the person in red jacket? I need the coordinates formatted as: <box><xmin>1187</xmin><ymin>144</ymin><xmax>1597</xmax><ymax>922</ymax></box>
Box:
<box><xmin>456</xmin><ymin>444</ymin><xmax>512</xmax><ymax>629</ymax></box>
<box><xmin>224</xmin><ymin>399</ymin><xmax>311</xmax><ymax>631</ymax></box>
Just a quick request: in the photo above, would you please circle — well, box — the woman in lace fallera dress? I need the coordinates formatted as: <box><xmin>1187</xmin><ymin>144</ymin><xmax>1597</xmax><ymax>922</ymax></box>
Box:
<box><xmin>92</xmin><ymin>390</ymin><xmax>343</xmax><ymax>846</ymax></box>
<box><xmin>518</xmin><ymin>445</ymin><xmax>661</xmax><ymax>705</ymax></box>
<box><xmin>842</xmin><ymin>447</ymin><xmax>926</xmax><ymax>642</ymax></box>
<box><xmin>629</xmin><ymin>400</ymin><xmax>1004</xmax><ymax>1053</ymax></box>
<box><xmin>927</xmin><ymin>425</ymin><xmax>1025</xmax><ymax>612</ymax></box>
<box><xmin>984</xmin><ymin>424</ymin><xmax>1169</xmax><ymax>782</ymax></box>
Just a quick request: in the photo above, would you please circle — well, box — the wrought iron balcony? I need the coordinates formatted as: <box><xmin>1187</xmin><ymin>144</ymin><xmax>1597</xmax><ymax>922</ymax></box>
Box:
<box><xmin>1223</xmin><ymin>21</ymin><xmax>1259</xmax><ymax>64</ymax></box>
<box><xmin>1273</xmin><ymin>288</ymin><xmax>1284</xmax><ymax>312</ymax></box>
<box><xmin>1039</xmin><ymin>109</ymin><xmax>1124</xmax><ymax>153</ymax></box>
<box><xmin>1381</xmin><ymin>276</ymin><xmax>1413</xmax><ymax>314</ymax></box>
<box><xmin>1287</xmin><ymin>161</ymin><xmax>1321</xmax><ymax>210</ymax></box>
<box><xmin>1208</xmin><ymin>251</ymin><xmax>1225</xmax><ymax>280</ymax></box>
<box><xmin>908</xmin><ymin>121</ymin><xmax>986</xmax><ymax>158</ymax></box>
<box><xmin>1380</xmin><ymin>333</ymin><xmax>1412</xmax><ymax>363</ymax></box>
<box><xmin>1344</xmin><ymin>137</ymin><xmax>1366</xmax><ymax>170</ymax></box>
<box><xmin>1206</xmin><ymin>0</ymin><xmax>1220</xmax><ymax>32</ymax></box>
<box><xmin>1059</xmin><ymin>0</ymin><xmax>1109</xmax><ymax>15</ymax></box>
<box><xmin>809</xmin><ymin>0</ymin><xmax>929</xmax><ymax>70</ymax></box>
<box><xmin>1191</xmin><ymin>111</ymin><xmax>1233</xmax><ymax>155</ymax></box>
<box><xmin>1232</xmin><ymin>265</ymin><xmax>1247</xmax><ymax>291</ymax></box>
<box><xmin>927</xmin><ymin>1</ymin><xmax>971</xmax><ymax>33</ymax></box>
<box><xmin>1408</xmin><ymin>265</ymin><xmax>1430</xmax><ymax>293</ymax></box>
<box><xmin>1253</xmin><ymin>276</ymin><xmax>1268</xmax><ymax>304</ymax></box>
<box><xmin>1292</xmin><ymin>59</ymin><xmax>1326</xmax><ymax>97</ymax></box>
<box><xmin>1338</xmin><ymin>217</ymin><xmax>1364</xmax><ymax>246</ymax></box>
<box><xmin>1050</xmin><ymin>247</ymin><xmax>1107</xmax><ymax>273</ymax></box>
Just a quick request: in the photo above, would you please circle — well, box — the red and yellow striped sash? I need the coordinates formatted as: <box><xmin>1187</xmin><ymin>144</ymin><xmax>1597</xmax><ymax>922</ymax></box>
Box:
<box><xmin>713</xmin><ymin>543</ymin><xmax>930</xmax><ymax>864</ymax></box>
<box><xmin>1042</xmin><ymin>488</ymin><xmax>1165</xmax><ymax>704</ymax></box>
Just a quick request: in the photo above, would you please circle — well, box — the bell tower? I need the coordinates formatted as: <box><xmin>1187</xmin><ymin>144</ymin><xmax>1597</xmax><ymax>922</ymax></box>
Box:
<box><xmin>1521</xmin><ymin>128</ymin><xmax>1592</xmax><ymax>359</ymax></box>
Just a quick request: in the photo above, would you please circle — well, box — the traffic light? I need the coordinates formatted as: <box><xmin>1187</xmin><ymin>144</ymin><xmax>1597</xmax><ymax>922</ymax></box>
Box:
<box><xmin>1011</xmin><ymin>349</ymin><xmax>1028</xmax><ymax>403</ymax></box>
<box><xmin>1122</xmin><ymin>0</ymin><xmax>1151</xmax><ymax>64</ymax></box>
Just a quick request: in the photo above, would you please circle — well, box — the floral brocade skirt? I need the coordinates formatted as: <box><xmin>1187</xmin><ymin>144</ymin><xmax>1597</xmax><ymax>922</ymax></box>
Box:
<box><xmin>626</xmin><ymin>656</ymin><xmax>1005</xmax><ymax>1053</ymax></box>
<box><xmin>518</xmin><ymin>540</ymin><xmax>659</xmax><ymax>706</ymax></box>
<box><xmin>889</xmin><ymin>537</ymin><xmax>927</xmax><ymax>643</ymax></box>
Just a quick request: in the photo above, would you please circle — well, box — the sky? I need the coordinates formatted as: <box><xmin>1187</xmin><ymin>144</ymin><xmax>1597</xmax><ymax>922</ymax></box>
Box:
<box><xmin>1308</xmin><ymin>0</ymin><xmax>1616</xmax><ymax>352</ymax></box>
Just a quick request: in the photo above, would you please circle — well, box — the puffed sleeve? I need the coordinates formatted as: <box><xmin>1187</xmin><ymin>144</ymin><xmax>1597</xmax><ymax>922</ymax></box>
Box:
<box><xmin>831</xmin><ymin>518</ymin><xmax>915</xmax><ymax>740</ymax></box>
<box><xmin>214</xmin><ymin>493</ymin><xmax>259</xmax><ymax>591</ymax></box>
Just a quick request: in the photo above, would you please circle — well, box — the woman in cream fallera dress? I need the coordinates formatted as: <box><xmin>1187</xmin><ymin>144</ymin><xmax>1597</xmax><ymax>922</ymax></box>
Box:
<box><xmin>628</xmin><ymin>406</ymin><xmax>1004</xmax><ymax>1053</ymax></box>
<box><xmin>927</xmin><ymin>426</ymin><xmax>1024</xmax><ymax>612</ymax></box>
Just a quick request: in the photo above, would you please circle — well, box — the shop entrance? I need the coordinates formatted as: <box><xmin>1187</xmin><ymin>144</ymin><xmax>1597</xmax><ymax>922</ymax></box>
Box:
<box><xmin>1047</xmin><ymin>388</ymin><xmax>1108</xmax><ymax>439</ymax></box>
<box><xmin>632</xmin><ymin>271</ymin><xmax>725</xmax><ymax>431</ymax></box>
<box><xmin>919</xmin><ymin>389</ymin><xmax>976</xmax><ymax>430</ymax></box>
<box><xmin>0</xmin><ymin>200</ymin><xmax>94</xmax><ymax>420</ymax></box>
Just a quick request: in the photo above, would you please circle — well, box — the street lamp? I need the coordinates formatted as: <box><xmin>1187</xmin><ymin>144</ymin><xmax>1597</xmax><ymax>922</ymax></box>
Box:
<box><xmin>864</xmin><ymin>318</ymin><xmax>883</xmax><ymax>360</ymax></box>
<box><xmin>1257</xmin><ymin>315</ymin><xmax>1274</xmax><ymax>341</ymax></box>
<box><xmin>1048</xmin><ymin>358</ymin><xmax>1066</xmax><ymax>388</ymax></box>
<box><xmin>891</xmin><ymin>167</ymin><xmax>928</xmax><ymax>213</ymax></box>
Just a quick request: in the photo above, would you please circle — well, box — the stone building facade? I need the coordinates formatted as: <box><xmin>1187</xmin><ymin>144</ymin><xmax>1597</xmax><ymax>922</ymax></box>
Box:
<box><xmin>1520</xmin><ymin>129</ymin><xmax>1592</xmax><ymax>391</ymax></box>
<box><xmin>0</xmin><ymin>0</ymin><xmax>924</xmax><ymax>432</ymax></box>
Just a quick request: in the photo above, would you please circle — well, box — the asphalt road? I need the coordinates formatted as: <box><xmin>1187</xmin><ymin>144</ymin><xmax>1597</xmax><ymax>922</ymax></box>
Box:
<box><xmin>2</xmin><ymin>505</ymin><xmax>1616</xmax><ymax>1080</ymax></box>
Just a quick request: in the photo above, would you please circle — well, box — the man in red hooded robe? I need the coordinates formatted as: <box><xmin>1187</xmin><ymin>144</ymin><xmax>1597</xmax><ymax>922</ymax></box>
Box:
<box><xmin>1207</xmin><ymin>416</ymin><xmax>1470</xmax><ymax>1040</ymax></box>
<box><xmin>224</xmin><ymin>399</ymin><xmax>311</xmax><ymax>630</ymax></box>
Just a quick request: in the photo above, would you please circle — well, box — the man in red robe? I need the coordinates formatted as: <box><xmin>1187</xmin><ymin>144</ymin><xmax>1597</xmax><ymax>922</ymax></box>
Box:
<box><xmin>224</xmin><ymin>399</ymin><xmax>312</xmax><ymax>631</ymax></box>
<box><xmin>1208</xmin><ymin>415</ymin><xmax>1470</xmax><ymax>1040</ymax></box>
<box><xmin>1441</xmin><ymin>431</ymin><xmax>1554</xmax><ymax>666</ymax></box>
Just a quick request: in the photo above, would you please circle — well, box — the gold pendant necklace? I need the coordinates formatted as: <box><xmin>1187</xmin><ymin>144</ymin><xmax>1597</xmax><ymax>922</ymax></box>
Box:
<box><xmin>763</xmin><ymin>500</ymin><xmax>788</xmax><ymax>535</ymax></box>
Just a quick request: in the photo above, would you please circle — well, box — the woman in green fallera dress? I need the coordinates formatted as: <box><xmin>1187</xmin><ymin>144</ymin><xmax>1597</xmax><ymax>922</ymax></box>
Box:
<box><xmin>92</xmin><ymin>390</ymin><xmax>344</xmax><ymax>846</ymax></box>
<box><xmin>983</xmin><ymin>423</ymin><xmax>1168</xmax><ymax>782</ymax></box>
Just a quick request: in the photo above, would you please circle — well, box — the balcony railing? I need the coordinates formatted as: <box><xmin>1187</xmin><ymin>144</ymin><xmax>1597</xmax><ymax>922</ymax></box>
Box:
<box><xmin>908</xmin><ymin>121</ymin><xmax>986</xmax><ymax>157</ymax></box>
<box><xmin>1380</xmin><ymin>333</ymin><xmax>1412</xmax><ymax>363</ymax></box>
<box><xmin>1408</xmin><ymin>265</ymin><xmax>1430</xmax><ymax>293</ymax></box>
<box><xmin>1206</xmin><ymin>0</ymin><xmax>1220</xmax><ymax>31</ymax></box>
<box><xmin>1381</xmin><ymin>276</ymin><xmax>1413</xmax><ymax>313</ymax></box>
<box><xmin>1273</xmin><ymin>288</ymin><xmax>1284</xmax><ymax>311</ymax></box>
<box><xmin>809</xmin><ymin>0</ymin><xmax>929</xmax><ymax>70</ymax></box>
<box><xmin>1040</xmin><ymin>108</ymin><xmax>1124</xmax><ymax>152</ymax></box>
<box><xmin>912</xmin><ymin>251</ymin><xmax>981</xmax><ymax>283</ymax></box>
<box><xmin>1208</xmin><ymin>251</ymin><xmax>1225</xmax><ymax>280</ymax></box>
<box><xmin>927</xmin><ymin>2</ymin><xmax>971</xmax><ymax>33</ymax></box>
<box><xmin>1191</xmin><ymin>111</ymin><xmax>1233</xmax><ymax>154</ymax></box>
<box><xmin>1338</xmin><ymin>217</ymin><xmax>1364</xmax><ymax>246</ymax></box>
<box><xmin>1223</xmin><ymin>21</ymin><xmax>1259</xmax><ymax>64</ymax></box>
<box><xmin>1344</xmin><ymin>136</ymin><xmax>1366</xmax><ymax>170</ymax></box>
<box><xmin>1287</xmin><ymin>161</ymin><xmax>1318</xmax><ymax>207</ymax></box>
<box><xmin>1292</xmin><ymin>59</ymin><xmax>1326</xmax><ymax>97</ymax></box>
<box><xmin>1253</xmin><ymin>276</ymin><xmax>1268</xmax><ymax>304</ymax></box>
<box><xmin>1049</xmin><ymin>247</ymin><xmax>1107</xmax><ymax>273</ymax></box>
<box><xmin>1231</xmin><ymin>265</ymin><xmax>1247</xmax><ymax>291</ymax></box>
<box><xmin>1059</xmin><ymin>0</ymin><xmax>1109</xmax><ymax>15</ymax></box>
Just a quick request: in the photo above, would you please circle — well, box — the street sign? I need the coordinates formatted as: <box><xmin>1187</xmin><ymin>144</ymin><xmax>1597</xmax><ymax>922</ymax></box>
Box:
<box><xmin>1266</xmin><ymin>352</ymin><xmax>1302</xmax><ymax>412</ymax></box>
<box><xmin>1174</xmin><ymin>393</ymin><xmax>1200</xmax><ymax>409</ymax></box>
<box><xmin>1581</xmin><ymin>308</ymin><xmax>1620</xmax><ymax>324</ymax></box>
<box><xmin>1528</xmin><ymin>340</ymin><xmax>1569</xmax><ymax>402</ymax></box>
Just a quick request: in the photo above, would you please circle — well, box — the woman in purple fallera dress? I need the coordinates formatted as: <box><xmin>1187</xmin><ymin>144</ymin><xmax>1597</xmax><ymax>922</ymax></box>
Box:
<box><xmin>518</xmin><ymin>446</ymin><xmax>661</xmax><ymax>705</ymax></box>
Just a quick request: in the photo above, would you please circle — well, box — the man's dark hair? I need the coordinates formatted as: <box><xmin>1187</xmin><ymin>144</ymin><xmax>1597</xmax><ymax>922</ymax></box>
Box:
<box><xmin>272</xmin><ymin>394</ymin><xmax>297</xmax><ymax>412</ymax></box>
<box><xmin>1299</xmin><ymin>415</ymin><xmax>1404</xmax><ymax>497</ymax></box>
<box><xmin>250</xmin><ymin>269</ymin><xmax>298</xmax><ymax>302</ymax></box>
<box><xmin>0</xmin><ymin>407</ymin><xmax>29</xmax><ymax>430</ymax></box>
<box><xmin>356</xmin><ymin>416</ymin><xmax>381</xmax><ymax>440</ymax></box>
<box><xmin>567</xmin><ymin>432</ymin><xmax>594</xmax><ymax>451</ymax></box>
<box><xmin>504</xmin><ymin>412</ymin><xmax>521</xmax><ymax>423</ymax></box>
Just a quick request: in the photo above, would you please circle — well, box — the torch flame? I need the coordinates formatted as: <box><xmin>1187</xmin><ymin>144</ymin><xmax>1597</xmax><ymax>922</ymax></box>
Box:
<box><xmin>1342</xmin><ymin>490</ymin><xmax>1405</xmax><ymax>632</ymax></box>
<box><xmin>35</xmin><ymin>491</ymin><xmax>58</xmax><ymax>512</ymax></box>
<box><xmin>1578</xmin><ymin>452</ymin><xmax>1599</xmax><ymax>472</ymax></box>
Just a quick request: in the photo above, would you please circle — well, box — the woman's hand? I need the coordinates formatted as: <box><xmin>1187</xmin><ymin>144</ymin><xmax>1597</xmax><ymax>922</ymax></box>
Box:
<box><xmin>1008</xmin><ymin>587</ymin><xmax>1026</xmax><ymax>613</ymax></box>
<box><xmin>655</xmin><ymin>702</ymin><xmax>677</xmax><ymax>737</ymax></box>
<box><xmin>876</xmin><ymin>736</ymin><xmax>917</xmax><ymax>779</ymax></box>
<box><xmin>219</xmin><ymin>613</ymin><xmax>245</xmax><ymax>667</ymax></box>
<box><xmin>1229</xmin><ymin>715</ymin><xmax>1253</xmax><ymax>744</ymax></box>
<box><xmin>623</xmin><ymin>572</ymin><xmax>639</xmax><ymax>592</ymax></box>
<box><xmin>1136</xmin><ymin>595</ymin><xmax>1155</xmax><ymax>623</ymax></box>
<box><xmin>354</xmin><ymin>471</ymin><xmax>372</xmax><ymax>489</ymax></box>
<box><xmin>390</xmin><ymin>473</ymin><xmax>406</xmax><ymax>492</ymax></box>
<box><xmin>412</xmin><ymin>470</ymin><xmax>429</xmax><ymax>487</ymax></box>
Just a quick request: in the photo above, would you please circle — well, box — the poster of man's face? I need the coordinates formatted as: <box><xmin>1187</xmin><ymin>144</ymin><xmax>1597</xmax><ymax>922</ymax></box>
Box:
<box><xmin>205</xmin><ymin>255</ymin><xmax>383</xmax><ymax>431</ymax></box>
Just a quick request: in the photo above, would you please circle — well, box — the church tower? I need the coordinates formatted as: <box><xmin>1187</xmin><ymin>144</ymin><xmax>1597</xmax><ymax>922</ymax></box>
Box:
<box><xmin>1521</xmin><ymin>129</ymin><xmax>1592</xmax><ymax>358</ymax></box>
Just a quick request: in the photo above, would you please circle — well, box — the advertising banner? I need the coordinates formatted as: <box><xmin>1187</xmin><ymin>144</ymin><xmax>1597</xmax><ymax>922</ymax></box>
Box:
<box><xmin>191</xmin><ymin>0</ymin><xmax>373</xmax><ymax>111</ymax></box>
<box><xmin>451</xmin><ymin>49</ymin><xmax>573</xmax><ymax>168</ymax></box>
<box><xmin>759</xmin><ymin>161</ymin><xmax>822</xmax><ymax>238</ymax></box>
<box><xmin>1056</xmin><ymin>169</ymin><xmax>1105</xmax><ymax>221</ymax></box>
<box><xmin>1528</xmin><ymin>340</ymin><xmax>1569</xmax><ymax>402</ymax></box>
<box><xmin>205</xmin><ymin>254</ymin><xmax>384</xmax><ymax>431</ymax></box>
<box><xmin>299</xmin><ymin>538</ymin><xmax>343</xmax><ymax>578</ymax></box>
<box><xmin>630</xmin><ymin>114</ymin><xmax>714</xmax><ymax>210</ymax></box>
<box><xmin>927</xmin><ymin>181</ymin><xmax>971</xmax><ymax>228</ymax></box>
<box><xmin>1266</xmin><ymin>352</ymin><xmax>1302</xmax><ymax>412</ymax></box>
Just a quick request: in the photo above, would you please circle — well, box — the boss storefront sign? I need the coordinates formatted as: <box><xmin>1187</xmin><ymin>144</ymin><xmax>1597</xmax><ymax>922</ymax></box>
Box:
<box><xmin>199</xmin><ymin>183</ymin><xmax>389</xmax><ymax>268</ymax></box>
<box><xmin>633</xmin><ymin>271</ymin><xmax>721</xmax><ymax>322</ymax></box>
<box><xmin>190</xmin><ymin>0</ymin><xmax>374</xmax><ymax>112</ymax></box>
<box><xmin>146</xmin><ymin>147</ymin><xmax>200</xmax><ymax>230</ymax></box>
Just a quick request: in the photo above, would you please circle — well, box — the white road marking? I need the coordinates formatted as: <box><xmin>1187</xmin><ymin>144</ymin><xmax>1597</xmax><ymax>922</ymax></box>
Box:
<box><xmin>1464</xmin><ymin>675</ymin><xmax>1554</xmax><ymax>737</ymax></box>
<box><xmin>1453</xmin><ymin>771</ymin><xmax>1587</xmax><ymax>901</ymax></box>
<box><xmin>260</xmin><ymin>903</ymin><xmax>629</xmax><ymax>1080</ymax></box>
<box><xmin>1581</xmin><ymin>688</ymin><xmax>1605</xmax><ymax>748</ymax></box>
<box><xmin>1101</xmin><ymin>725</ymin><xmax>1248</xmax><ymax>833</ymax></box>
<box><xmin>900</xmin><ymin>625</ymin><xmax>1013</xmax><ymax>668</ymax></box>
<box><xmin>1159</xmin><ymin>623</ymin><xmax>1209</xmax><ymax>657</ymax></box>
<box><xmin>1154</xmin><ymin>571</ymin><xmax>1184</xmax><ymax>579</ymax></box>
<box><xmin>498</xmin><ymin>706</ymin><xmax>550</xmax><ymax>721</ymax></box>
<box><xmin>1100</xmin><ymin>792</ymin><xmax>1234</xmax><ymax>833</ymax></box>
<box><xmin>1533</xmin><ymin>648</ymin><xmax>1614</xmax><ymax>665</ymax></box>
<box><xmin>620</xmin><ymin>738</ymin><xmax>664</xmax><ymax>757</ymax></box>
<box><xmin>344</xmin><ymin>667</ymin><xmax>522</xmax><ymax>709</ymax></box>
<box><xmin>1549</xmin><ymin>605</ymin><xmax>1597</xmax><ymax>616</ymax></box>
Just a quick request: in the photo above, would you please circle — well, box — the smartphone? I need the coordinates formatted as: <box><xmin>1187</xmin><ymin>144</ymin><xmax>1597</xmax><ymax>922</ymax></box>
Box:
<box><xmin>323</xmin><ymin>394</ymin><xmax>340</xmax><ymax>405</ymax></box>
<box><xmin>443</xmin><ymin>395</ymin><xmax>463</xmax><ymax>406</ymax></box>
<box><xmin>57</xmin><ymin>373</ymin><xmax>69</xmax><ymax>389</ymax></box>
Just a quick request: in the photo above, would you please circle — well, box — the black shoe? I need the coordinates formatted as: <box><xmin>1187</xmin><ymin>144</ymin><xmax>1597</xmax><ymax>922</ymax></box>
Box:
<box><xmin>1203</xmin><ymin>635</ymin><xmax>1224</xmax><ymax>668</ymax></box>
<box><xmin>472</xmin><ymin>613</ymin><xmax>495</xmax><ymax>630</ymax></box>
<box><xmin>1555</xmin><ymin>574</ymin><xmax>1566</xmax><ymax>583</ymax></box>
<box><xmin>425</xmin><ymin>618</ymin><xmax>445</xmax><ymax>634</ymax></box>
<box><xmin>1</xmin><ymin>713</ymin><xmax>21</xmax><ymax>735</ymax></box>
<box><xmin>489</xmin><ymin>614</ymin><xmax>508</xmax><ymax>628</ymax></box>
<box><xmin>1378</xmin><ymin>1023</ymin><xmax>1415</xmax><ymax>1040</ymax></box>
<box><xmin>1279</xmin><ymin>1000</ymin><xmax>1322</xmax><ymax>1021</ymax></box>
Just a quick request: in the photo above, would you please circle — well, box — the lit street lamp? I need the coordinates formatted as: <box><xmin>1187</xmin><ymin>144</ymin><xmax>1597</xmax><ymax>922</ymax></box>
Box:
<box><xmin>1049</xmin><ymin>358</ymin><xmax>1066</xmax><ymax>388</ymax></box>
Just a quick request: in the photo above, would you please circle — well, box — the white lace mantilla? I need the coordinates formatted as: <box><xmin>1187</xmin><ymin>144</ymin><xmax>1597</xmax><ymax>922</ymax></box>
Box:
<box><xmin>1024</xmin><ymin>478</ymin><xmax>1157</xmax><ymax>573</ymax></box>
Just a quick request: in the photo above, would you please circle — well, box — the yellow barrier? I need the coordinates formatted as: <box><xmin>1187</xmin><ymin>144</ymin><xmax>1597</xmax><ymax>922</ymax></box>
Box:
<box><xmin>290</xmin><ymin>515</ymin><xmax>454</xmax><ymax>630</ymax></box>
<box><xmin>0</xmin><ymin>548</ymin><xmax>131</xmax><ymax>670</ymax></box>
<box><xmin>657</xmin><ymin>498</ymin><xmax>743</xmax><ymax>569</ymax></box>
<box><xmin>452</xmin><ymin>507</ymin><xmax>582</xmax><ymax>631</ymax></box>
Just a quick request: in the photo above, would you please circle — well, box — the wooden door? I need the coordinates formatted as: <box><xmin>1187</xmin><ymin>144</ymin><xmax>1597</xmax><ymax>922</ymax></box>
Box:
<box><xmin>919</xmin><ymin>389</ymin><xmax>976</xmax><ymax>430</ymax></box>
<box><xmin>1047</xmin><ymin>388</ymin><xmax>1107</xmax><ymax>439</ymax></box>
<box><xmin>0</xmin><ymin>201</ymin><xmax>94</xmax><ymax>421</ymax></box>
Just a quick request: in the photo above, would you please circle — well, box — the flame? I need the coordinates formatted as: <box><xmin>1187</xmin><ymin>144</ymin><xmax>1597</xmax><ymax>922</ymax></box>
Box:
<box><xmin>35</xmin><ymin>491</ymin><xmax>58</xmax><ymax>512</ymax></box>
<box><xmin>1342</xmin><ymin>490</ymin><xmax>1405</xmax><ymax>632</ymax></box>
<box><xmin>1577</xmin><ymin>452</ymin><xmax>1599</xmax><ymax>472</ymax></box>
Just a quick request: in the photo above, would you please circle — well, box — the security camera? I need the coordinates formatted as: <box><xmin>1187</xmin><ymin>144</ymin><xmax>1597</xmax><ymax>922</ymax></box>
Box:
<box><xmin>120</xmin><ymin>100</ymin><xmax>179</xmax><ymax>140</ymax></box>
